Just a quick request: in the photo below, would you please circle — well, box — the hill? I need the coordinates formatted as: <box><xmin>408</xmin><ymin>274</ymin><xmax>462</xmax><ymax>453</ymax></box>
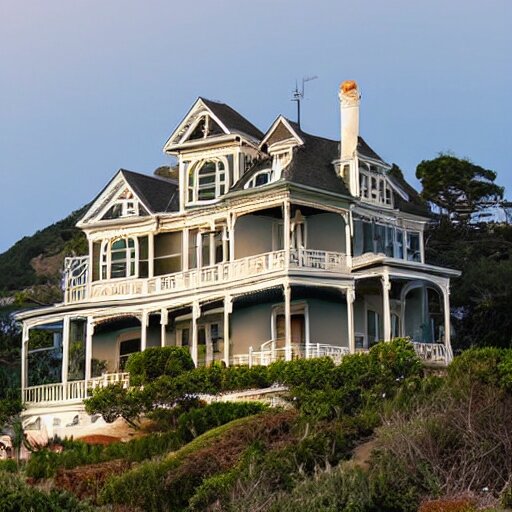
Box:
<box><xmin>0</xmin><ymin>205</ymin><xmax>89</xmax><ymax>295</ymax></box>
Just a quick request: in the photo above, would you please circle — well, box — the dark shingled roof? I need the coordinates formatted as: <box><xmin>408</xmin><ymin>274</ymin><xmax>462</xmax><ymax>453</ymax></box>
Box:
<box><xmin>387</xmin><ymin>168</ymin><xmax>431</xmax><ymax>217</ymax></box>
<box><xmin>200</xmin><ymin>98</ymin><xmax>264</xmax><ymax>141</ymax></box>
<box><xmin>232</xmin><ymin>121</ymin><xmax>350</xmax><ymax>196</ymax></box>
<box><xmin>357</xmin><ymin>136</ymin><xmax>386</xmax><ymax>163</ymax></box>
<box><xmin>121</xmin><ymin>170</ymin><xmax>179</xmax><ymax>213</ymax></box>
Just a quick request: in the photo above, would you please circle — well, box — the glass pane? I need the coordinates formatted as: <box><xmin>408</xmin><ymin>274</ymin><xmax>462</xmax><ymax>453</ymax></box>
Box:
<box><xmin>363</xmin><ymin>222</ymin><xmax>373</xmax><ymax>253</ymax></box>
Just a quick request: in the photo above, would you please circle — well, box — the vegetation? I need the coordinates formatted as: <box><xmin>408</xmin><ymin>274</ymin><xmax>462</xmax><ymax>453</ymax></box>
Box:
<box><xmin>416</xmin><ymin>153</ymin><xmax>504</xmax><ymax>221</ymax></box>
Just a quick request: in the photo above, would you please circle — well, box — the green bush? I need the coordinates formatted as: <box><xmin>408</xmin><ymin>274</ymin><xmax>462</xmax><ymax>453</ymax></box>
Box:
<box><xmin>0</xmin><ymin>459</ymin><xmax>17</xmax><ymax>473</ymax></box>
<box><xmin>0</xmin><ymin>470</ymin><xmax>94</xmax><ymax>511</ymax></box>
<box><xmin>177</xmin><ymin>401</ymin><xmax>266</xmax><ymax>441</ymax></box>
<box><xmin>126</xmin><ymin>346</ymin><xmax>194</xmax><ymax>386</ymax></box>
<box><xmin>268</xmin><ymin>357</ymin><xmax>335</xmax><ymax>389</ymax></box>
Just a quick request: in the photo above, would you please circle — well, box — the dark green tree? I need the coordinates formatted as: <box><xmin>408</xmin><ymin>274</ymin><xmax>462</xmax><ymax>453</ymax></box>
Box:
<box><xmin>416</xmin><ymin>154</ymin><xmax>504</xmax><ymax>221</ymax></box>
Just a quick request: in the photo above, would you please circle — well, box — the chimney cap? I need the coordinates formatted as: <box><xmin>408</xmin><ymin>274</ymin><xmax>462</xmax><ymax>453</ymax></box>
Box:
<box><xmin>340</xmin><ymin>80</ymin><xmax>358</xmax><ymax>94</ymax></box>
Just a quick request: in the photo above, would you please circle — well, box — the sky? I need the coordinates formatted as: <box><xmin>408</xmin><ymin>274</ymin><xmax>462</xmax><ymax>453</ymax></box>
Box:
<box><xmin>0</xmin><ymin>0</ymin><xmax>511</xmax><ymax>253</ymax></box>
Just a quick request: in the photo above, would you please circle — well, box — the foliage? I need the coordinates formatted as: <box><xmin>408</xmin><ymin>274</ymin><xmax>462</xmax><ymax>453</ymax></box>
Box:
<box><xmin>416</xmin><ymin>154</ymin><xmax>504</xmax><ymax>220</ymax></box>
<box><xmin>0</xmin><ymin>317</ymin><xmax>20</xmax><ymax>393</ymax></box>
<box><xmin>84</xmin><ymin>383</ymin><xmax>149</xmax><ymax>427</ymax></box>
<box><xmin>125</xmin><ymin>346</ymin><xmax>195</xmax><ymax>386</ymax></box>
<box><xmin>424</xmin><ymin>220</ymin><xmax>512</xmax><ymax>349</ymax></box>
<box><xmin>0</xmin><ymin>203</ymin><xmax>90</xmax><ymax>292</ymax></box>
<box><xmin>0</xmin><ymin>470</ymin><xmax>94</xmax><ymax>511</ymax></box>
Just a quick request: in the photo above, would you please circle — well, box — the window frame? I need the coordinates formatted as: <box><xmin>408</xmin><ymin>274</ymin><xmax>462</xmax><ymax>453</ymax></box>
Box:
<box><xmin>100</xmin><ymin>237</ymin><xmax>139</xmax><ymax>280</ymax></box>
<box><xmin>187</xmin><ymin>157</ymin><xmax>229</xmax><ymax>204</ymax></box>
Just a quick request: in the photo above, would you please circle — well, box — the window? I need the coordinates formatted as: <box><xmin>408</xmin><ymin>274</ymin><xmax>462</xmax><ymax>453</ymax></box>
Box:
<box><xmin>188</xmin><ymin>159</ymin><xmax>227</xmax><ymax>203</ymax></box>
<box><xmin>101</xmin><ymin>238</ymin><xmax>137</xmax><ymax>279</ymax></box>
<box><xmin>245</xmin><ymin>169</ymin><xmax>273</xmax><ymax>189</ymax></box>
<box><xmin>367</xmin><ymin>310</ymin><xmax>381</xmax><ymax>346</ymax></box>
<box><xmin>119</xmin><ymin>338</ymin><xmax>140</xmax><ymax>370</ymax></box>
<box><xmin>358</xmin><ymin>170</ymin><xmax>393</xmax><ymax>207</ymax></box>
<box><xmin>406</xmin><ymin>232</ymin><xmax>421</xmax><ymax>262</ymax></box>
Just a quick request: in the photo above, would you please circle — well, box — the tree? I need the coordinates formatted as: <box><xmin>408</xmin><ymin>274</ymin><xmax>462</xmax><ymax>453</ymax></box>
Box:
<box><xmin>416</xmin><ymin>154</ymin><xmax>504</xmax><ymax>221</ymax></box>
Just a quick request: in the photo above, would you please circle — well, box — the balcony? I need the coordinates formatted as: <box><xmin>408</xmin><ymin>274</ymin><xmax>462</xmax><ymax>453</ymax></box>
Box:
<box><xmin>64</xmin><ymin>249</ymin><xmax>348</xmax><ymax>304</ymax></box>
<box><xmin>23</xmin><ymin>373</ymin><xmax>130</xmax><ymax>406</ymax></box>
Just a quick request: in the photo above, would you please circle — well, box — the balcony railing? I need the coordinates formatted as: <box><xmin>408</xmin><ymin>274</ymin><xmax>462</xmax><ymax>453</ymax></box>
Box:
<box><xmin>24</xmin><ymin>373</ymin><xmax>130</xmax><ymax>405</ymax></box>
<box><xmin>231</xmin><ymin>340</ymin><xmax>351</xmax><ymax>367</ymax></box>
<box><xmin>412</xmin><ymin>341</ymin><xmax>452</xmax><ymax>364</ymax></box>
<box><xmin>64</xmin><ymin>249</ymin><xmax>348</xmax><ymax>303</ymax></box>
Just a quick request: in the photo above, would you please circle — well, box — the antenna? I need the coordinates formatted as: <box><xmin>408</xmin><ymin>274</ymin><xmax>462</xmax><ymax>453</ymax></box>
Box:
<box><xmin>291</xmin><ymin>75</ymin><xmax>318</xmax><ymax>128</ymax></box>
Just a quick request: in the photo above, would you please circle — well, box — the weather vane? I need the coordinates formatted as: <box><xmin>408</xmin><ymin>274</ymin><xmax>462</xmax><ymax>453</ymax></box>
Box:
<box><xmin>291</xmin><ymin>75</ymin><xmax>318</xmax><ymax>128</ymax></box>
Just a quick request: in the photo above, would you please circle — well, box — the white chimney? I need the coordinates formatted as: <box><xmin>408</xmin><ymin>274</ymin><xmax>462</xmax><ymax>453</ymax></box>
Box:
<box><xmin>339</xmin><ymin>80</ymin><xmax>360</xmax><ymax>161</ymax></box>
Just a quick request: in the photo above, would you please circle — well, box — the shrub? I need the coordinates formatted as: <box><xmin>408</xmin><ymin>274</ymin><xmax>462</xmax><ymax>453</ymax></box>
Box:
<box><xmin>0</xmin><ymin>470</ymin><xmax>94</xmax><ymax>511</ymax></box>
<box><xmin>177</xmin><ymin>401</ymin><xmax>267</xmax><ymax>441</ymax></box>
<box><xmin>0</xmin><ymin>459</ymin><xmax>17</xmax><ymax>473</ymax></box>
<box><xmin>83</xmin><ymin>383</ymin><xmax>149</xmax><ymax>426</ymax></box>
<box><xmin>268</xmin><ymin>357</ymin><xmax>335</xmax><ymax>389</ymax></box>
<box><xmin>126</xmin><ymin>346</ymin><xmax>194</xmax><ymax>386</ymax></box>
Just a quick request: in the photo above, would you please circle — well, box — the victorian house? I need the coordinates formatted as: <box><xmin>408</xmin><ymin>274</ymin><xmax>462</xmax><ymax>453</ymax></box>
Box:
<box><xmin>16</xmin><ymin>81</ymin><xmax>459</xmax><ymax>435</ymax></box>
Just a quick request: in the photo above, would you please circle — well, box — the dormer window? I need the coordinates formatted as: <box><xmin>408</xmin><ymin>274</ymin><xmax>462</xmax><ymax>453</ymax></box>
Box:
<box><xmin>273</xmin><ymin>150</ymin><xmax>292</xmax><ymax>170</ymax></box>
<box><xmin>188</xmin><ymin>158</ymin><xmax>228</xmax><ymax>203</ymax></box>
<box><xmin>245</xmin><ymin>169</ymin><xmax>273</xmax><ymax>189</ymax></box>
<box><xmin>359</xmin><ymin>169</ymin><xmax>393</xmax><ymax>207</ymax></box>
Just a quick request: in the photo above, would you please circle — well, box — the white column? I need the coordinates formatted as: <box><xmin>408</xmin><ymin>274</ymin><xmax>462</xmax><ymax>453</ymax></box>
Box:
<box><xmin>140</xmin><ymin>311</ymin><xmax>148</xmax><ymax>352</ymax></box>
<box><xmin>343</xmin><ymin>213</ymin><xmax>353</xmax><ymax>268</ymax></box>
<box><xmin>346</xmin><ymin>287</ymin><xmax>355</xmax><ymax>353</ymax></box>
<box><xmin>382</xmin><ymin>274</ymin><xmax>391</xmax><ymax>341</ymax></box>
<box><xmin>61</xmin><ymin>317</ymin><xmax>70</xmax><ymax>385</ymax></box>
<box><xmin>160</xmin><ymin>308</ymin><xmax>168</xmax><ymax>347</ymax></box>
<box><xmin>88</xmin><ymin>238</ymin><xmax>94</xmax><ymax>297</ymax></box>
<box><xmin>191</xmin><ymin>302</ymin><xmax>200</xmax><ymax>366</ymax></box>
<box><xmin>179</xmin><ymin>158</ymin><xmax>186</xmax><ymax>212</ymax></box>
<box><xmin>148</xmin><ymin>232</ymin><xmax>155</xmax><ymax>278</ymax></box>
<box><xmin>21</xmin><ymin>324</ymin><xmax>29</xmax><ymax>398</ymax></box>
<box><xmin>284</xmin><ymin>283</ymin><xmax>292</xmax><ymax>361</ymax></box>
<box><xmin>205</xmin><ymin>324</ymin><xmax>213</xmax><ymax>366</ymax></box>
<box><xmin>85</xmin><ymin>317</ymin><xmax>94</xmax><ymax>381</ymax></box>
<box><xmin>228</xmin><ymin>214</ymin><xmax>237</xmax><ymax>262</ymax></box>
<box><xmin>224</xmin><ymin>295</ymin><xmax>232</xmax><ymax>366</ymax></box>
<box><xmin>283</xmin><ymin>200</ymin><xmax>291</xmax><ymax>270</ymax></box>
<box><xmin>442</xmin><ymin>283</ymin><xmax>452</xmax><ymax>360</ymax></box>
<box><xmin>183</xmin><ymin>228</ymin><xmax>189</xmax><ymax>271</ymax></box>
<box><xmin>196</xmin><ymin>231</ymin><xmax>202</xmax><ymax>272</ymax></box>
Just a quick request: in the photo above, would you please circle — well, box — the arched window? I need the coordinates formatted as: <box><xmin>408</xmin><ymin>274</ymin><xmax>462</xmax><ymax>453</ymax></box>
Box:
<box><xmin>188</xmin><ymin>158</ymin><xmax>227</xmax><ymax>203</ymax></box>
<box><xmin>101</xmin><ymin>238</ymin><xmax>137</xmax><ymax>279</ymax></box>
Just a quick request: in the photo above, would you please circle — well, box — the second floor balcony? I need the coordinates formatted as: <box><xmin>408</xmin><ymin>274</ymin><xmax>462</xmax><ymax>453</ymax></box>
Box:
<box><xmin>64</xmin><ymin>248</ymin><xmax>349</xmax><ymax>304</ymax></box>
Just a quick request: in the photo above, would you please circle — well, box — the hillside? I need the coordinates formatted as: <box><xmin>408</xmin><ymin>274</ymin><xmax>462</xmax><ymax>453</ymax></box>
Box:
<box><xmin>0</xmin><ymin>204</ymin><xmax>89</xmax><ymax>295</ymax></box>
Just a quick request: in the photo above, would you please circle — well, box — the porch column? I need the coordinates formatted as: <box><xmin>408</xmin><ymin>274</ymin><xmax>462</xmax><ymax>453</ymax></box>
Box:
<box><xmin>87</xmin><ymin>238</ymin><xmax>94</xmax><ymax>298</ymax></box>
<box><xmin>148</xmin><ymin>232</ymin><xmax>155</xmax><ymax>278</ymax></box>
<box><xmin>442</xmin><ymin>283</ymin><xmax>452</xmax><ymax>359</ymax></box>
<box><xmin>160</xmin><ymin>308</ymin><xmax>168</xmax><ymax>347</ymax></box>
<box><xmin>228</xmin><ymin>214</ymin><xmax>237</xmax><ymax>262</ymax></box>
<box><xmin>224</xmin><ymin>295</ymin><xmax>232</xmax><ymax>366</ymax></box>
<box><xmin>382</xmin><ymin>274</ymin><xmax>391</xmax><ymax>341</ymax></box>
<box><xmin>140</xmin><ymin>311</ymin><xmax>148</xmax><ymax>352</ymax></box>
<box><xmin>284</xmin><ymin>283</ymin><xmax>292</xmax><ymax>361</ymax></box>
<box><xmin>191</xmin><ymin>302</ymin><xmax>200</xmax><ymax>366</ymax></box>
<box><xmin>283</xmin><ymin>200</ymin><xmax>291</xmax><ymax>270</ymax></box>
<box><xmin>85</xmin><ymin>317</ymin><xmax>94</xmax><ymax>382</ymax></box>
<box><xmin>346</xmin><ymin>287</ymin><xmax>355</xmax><ymax>353</ymax></box>
<box><xmin>343</xmin><ymin>212</ymin><xmax>352</xmax><ymax>268</ymax></box>
<box><xmin>61</xmin><ymin>317</ymin><xmax>70</xmax><ymax>389</ymax></box>
<box><xmin>196</xmin><ymin>231</ymin><xmax>202</xmax><ymax>280</ymax></box>
<box><xmin>21</xmin><ymin>324</ymin><xmax>29</xmax><ymax>399</ymax></box>
<box><xmin>183</xmin><ymin>228</ymin><xmax>189</xmax><ymax>271</ymax></box>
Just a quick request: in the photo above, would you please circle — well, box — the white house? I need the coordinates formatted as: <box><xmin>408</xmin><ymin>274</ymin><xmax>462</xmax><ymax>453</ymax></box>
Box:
<box><xmin>16</xmin><ymin>81</ymin><xmax>460</xmax><ymax>435</ymax></box>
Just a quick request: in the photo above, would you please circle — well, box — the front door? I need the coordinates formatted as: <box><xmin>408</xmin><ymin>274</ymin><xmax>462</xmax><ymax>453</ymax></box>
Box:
<box><xmin>276</xmin><ymin>314</ymin><xmax>305</xmax><ymax>347</ymax></box>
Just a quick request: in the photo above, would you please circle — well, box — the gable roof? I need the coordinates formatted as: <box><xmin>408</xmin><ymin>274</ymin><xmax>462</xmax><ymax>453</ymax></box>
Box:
<box><xmin>259</xmin><ymin>115</ymin><xmax>304</xmax><ymax>148</ymax></box>
<box><xmin>79</xmin><ymin>169</ymin><xmax>179</xmax><ymax>225</ymax></box>
<box><xmin>233</xmin><ymin>122</ymin><xmax>350</xmax><ymax>196</ymax></box>
<box><xmin>200</xmin><ymin>98</ymin><xmax>264</xmax><ymax>141</ymax></box>
<box><xmin>121</xmin><ymin>170</ymin><xmax>179</xmax><ymax>213</ymax></box>
<box><xmin>387</xmin><ymin>166</ymin><xmax>430</xmax><ymax>217</ymax></box>
<box><xmin>357</xmin><ymin>136</ymin><xmax>387</xmax><ymax>164</ymax></box>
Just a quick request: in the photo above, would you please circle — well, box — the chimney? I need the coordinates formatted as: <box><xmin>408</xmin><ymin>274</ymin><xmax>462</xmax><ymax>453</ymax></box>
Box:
<box><xmin>339</xmin><ymin>80</ymin><xmax>360</xmax><ymax>161</ymax></box>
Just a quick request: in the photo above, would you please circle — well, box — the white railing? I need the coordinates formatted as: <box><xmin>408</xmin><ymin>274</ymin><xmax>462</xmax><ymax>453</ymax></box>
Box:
<box><xmin>23</xmin><ymin>372</ymin><xmax>130</xmax><ymax>405</ymax></box>
<box><xmin>412</xmin><ymin>342</ymin><xmax>452</xmax><ymax>364</ymax></box>
<box><xmin>64</xmin><ymin>256</ymin><xmax>89</xmax><ymax>303</ymax></box>
<box><xmin>65</xmin><ymin>249</ymin><xmax>348</xmax><ymax>303</ymax></box>
<box><xmin>232</xmin><ymin>341</ymin><xmax>350</xmax><ymax>367</ymax></box>
<box><xmin>351</xmin><ymin>252</ymin><xmax>386</xmax><ymax>268</ymax></box>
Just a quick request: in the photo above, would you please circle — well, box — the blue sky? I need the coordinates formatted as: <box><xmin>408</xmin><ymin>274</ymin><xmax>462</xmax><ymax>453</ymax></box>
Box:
<box><xmin>1</xmin><ymin>0</ymin><xmax>511</xmax><ymax>253</ymax></box>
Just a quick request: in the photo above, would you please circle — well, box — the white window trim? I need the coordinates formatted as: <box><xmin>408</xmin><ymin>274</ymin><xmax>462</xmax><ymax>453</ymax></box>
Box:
<box><xmin>187</xmin><ymin>156</ymin><xmax>229</xmax><ymax>204</ymax></box>
<box><xmin>100</xmin><ymin>237</ymin><xmax>139</xmax><ymax>280</ymax></box>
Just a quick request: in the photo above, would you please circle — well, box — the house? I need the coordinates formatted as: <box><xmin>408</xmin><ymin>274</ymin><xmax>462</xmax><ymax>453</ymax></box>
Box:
<box><xmin>16</xmin><ymin>81</ymin><xmax>460</xmax><ymax>436</ymax></box>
